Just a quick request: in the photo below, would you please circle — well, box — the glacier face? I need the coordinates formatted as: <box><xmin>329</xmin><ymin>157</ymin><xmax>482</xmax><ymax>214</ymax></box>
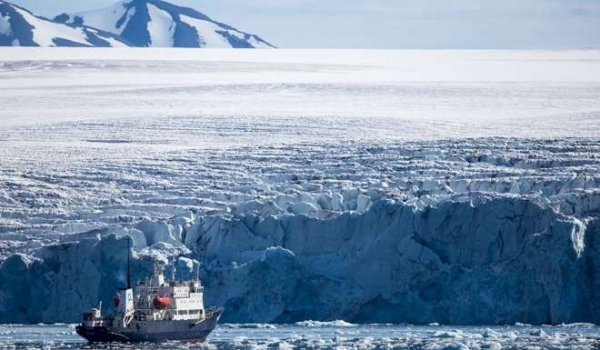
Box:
<box><xmin>0</xmin><ymin>49</ymin><xmax>600</xmax><ymax>324</ymax></box>
<box><xmin>1</xmin><ymin>197</ymin><xmax>599</xmax><ymax>324</ymax></box>
<box><xmin>194</xmin><ymin>198</ymin><xmax>593</xmax><ymax>325</ymax></box>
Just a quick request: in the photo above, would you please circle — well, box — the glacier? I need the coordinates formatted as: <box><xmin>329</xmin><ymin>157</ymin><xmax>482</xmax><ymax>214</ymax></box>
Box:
<box><xmin>0</xmin><ymin>49</ymin><xmax>600</xmax><ymax>324</ymax></box>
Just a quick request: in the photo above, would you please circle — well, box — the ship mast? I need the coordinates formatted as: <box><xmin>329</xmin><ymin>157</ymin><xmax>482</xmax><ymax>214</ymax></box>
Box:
<box><xmin>126</xmin><ymin>237</ymin><xmax>131</xmax><ymax>289</ymax></box>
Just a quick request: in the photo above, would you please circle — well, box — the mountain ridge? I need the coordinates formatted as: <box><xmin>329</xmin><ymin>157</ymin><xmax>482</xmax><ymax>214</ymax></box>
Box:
<box><xmin>0</xmin><ymin>0</ymin><xmax>130</xmax><ymax>47</ymax></box>
<box><xmin>1</xmin><ymin>0</ymin><xmax>274</xmax><ymax>48</ymax></box>
<box><xmin>55</xmin><ymin>0</ymin><xmax>275</xmax><ymax>48</ymax></box>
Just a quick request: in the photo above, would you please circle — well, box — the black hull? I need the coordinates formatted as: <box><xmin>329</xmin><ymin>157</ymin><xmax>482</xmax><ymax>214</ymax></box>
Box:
<box><xmin>76</xmin><ymin>325</ymin><xmax>212</xmax><ymax>343</ymax></box>
<box><xmin>76</xmin><ymin>308</ymin><xmax>222</xmax><ymax>343</ymax></box>
<box><xmin>76</xmin><ymin>325</ymin><xmax>131</xmax><ymax>342</ymax></box>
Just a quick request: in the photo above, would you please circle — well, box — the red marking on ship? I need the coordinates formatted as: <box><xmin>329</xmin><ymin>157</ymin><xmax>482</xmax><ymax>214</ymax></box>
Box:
<box><xmin>153</xmin><ymin>295</ymin><xmax>171</xmax><ymax>309</ymax></box>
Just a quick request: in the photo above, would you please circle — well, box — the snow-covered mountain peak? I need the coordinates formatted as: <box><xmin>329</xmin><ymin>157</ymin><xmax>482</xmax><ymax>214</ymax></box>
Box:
<box><xmin>0</xmin><ymin>0</ymin><xmax>129</xmax><ymax>47</ymax></box>
<box><xmin>54</xmin><ymin>0</ymin><xmax>275</xmax><ymax>48</ymax></box>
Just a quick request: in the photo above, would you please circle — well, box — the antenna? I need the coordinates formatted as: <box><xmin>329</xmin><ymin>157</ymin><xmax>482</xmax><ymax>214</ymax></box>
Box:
<box><xmin>126</xmin><ymin>237</ymin><xmax>131</xmax><ymax>289</ymax></box>
<box><xmin>171</xmin><ymin>260</ymin><xmax>177</xmax><ymax>282</ymax></box>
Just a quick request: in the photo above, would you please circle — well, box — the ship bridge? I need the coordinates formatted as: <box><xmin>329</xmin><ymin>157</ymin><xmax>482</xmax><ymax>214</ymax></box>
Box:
<box><xmin>132</xmin><ymin>268</ymin><xmax>206</xmax><ymax>321</ymax></box>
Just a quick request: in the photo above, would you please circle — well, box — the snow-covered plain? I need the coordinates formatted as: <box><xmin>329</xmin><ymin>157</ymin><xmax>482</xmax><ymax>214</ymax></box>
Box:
<box><xmin>1</xmin><ymin>48</ymin><xmax>600</xmax><ymax>325</ymax></box>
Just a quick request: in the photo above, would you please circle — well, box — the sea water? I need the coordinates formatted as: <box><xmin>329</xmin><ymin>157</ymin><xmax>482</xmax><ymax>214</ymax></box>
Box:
<box><xmin>0</xmin><ymin>322</ymin><xmax>598</xmax><ymax>349</ymax></box>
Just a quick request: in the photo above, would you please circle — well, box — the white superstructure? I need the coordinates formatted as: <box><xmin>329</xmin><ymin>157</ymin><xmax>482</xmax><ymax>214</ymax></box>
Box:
<box><xmin>131</xmin><ymin>267</ymin><xmax>206</xmax><ymax>322</ymax></box>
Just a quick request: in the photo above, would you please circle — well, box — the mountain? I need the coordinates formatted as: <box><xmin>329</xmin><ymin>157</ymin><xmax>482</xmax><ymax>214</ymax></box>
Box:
<box><xmin>0</xmin><ymin>1</ymin><xmax>129</xmax><ymax>47</ymax></box>
<box><xmin>54</xmin><ymin>0</ymin><xmax>275</xmax><ymax>48</ymax></box>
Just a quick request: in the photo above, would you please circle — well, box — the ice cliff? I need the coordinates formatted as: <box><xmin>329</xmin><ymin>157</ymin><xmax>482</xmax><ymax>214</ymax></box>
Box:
<box><xmin>2</xmin><ymin>195</ymin><xmax>600</xmax><ymax>325</ymax></box>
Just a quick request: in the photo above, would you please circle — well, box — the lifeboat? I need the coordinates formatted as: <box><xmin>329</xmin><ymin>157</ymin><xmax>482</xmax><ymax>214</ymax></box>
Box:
<box><xmin>153</xmin><ymin>296</ymin><xmax>171</xmax><ymax>309</ymax></box>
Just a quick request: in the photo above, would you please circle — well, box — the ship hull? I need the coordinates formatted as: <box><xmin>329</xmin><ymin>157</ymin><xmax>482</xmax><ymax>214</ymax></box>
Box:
<box><xmin>76</xmin><ymin>308</ymin><xmax>222</xmax><ymax>343</ymax></box>
<box><xmin>76</xmin><ymin>327</ymin><xmax>213</xmax><ymax>343</ymax></box>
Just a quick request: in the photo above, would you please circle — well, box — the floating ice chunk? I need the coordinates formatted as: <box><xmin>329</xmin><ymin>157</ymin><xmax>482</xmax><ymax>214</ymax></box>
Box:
<box><xmin>220</xmin><ymin>323</ymin><xmax>277</xmax><ymax>329</ymax></box>
<box><xmin>432</xmin><ymin>330</ymin><xmax>464</xmax><ymax>339</ymax></box>
<box><xmin>430</xmin><ymin>342</ymin><xmax>470</xmax><ymax>350</ymax></box>
<box><xmin>482</xmin><ymin>328</ymin><xmax>502</xmax><ymax>339</ymax></box>
<box><xmin>558</xmin><ymin>322</ymin><xmax>596</xmax><ymax>327</ymax></box>
<box><xmin>487</xmin><ymin>342</ymin><xmax>502</xmax><ymax>350</ymax></box>
<box><xmin>529</xmin><ymin>329</ymin><xmax>549</xmax><ymax>337</ymax></box>
<box><xmin>295</xmin><ymin>320</ymin><xmax>356</xmax><ymax>327</ymax></box>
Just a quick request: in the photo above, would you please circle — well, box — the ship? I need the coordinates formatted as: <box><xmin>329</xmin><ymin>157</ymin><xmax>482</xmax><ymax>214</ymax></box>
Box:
<box><xmin>76</xmin><ymin>240</ymin><xmax>223</xmax><ymax>343</ymax></box>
